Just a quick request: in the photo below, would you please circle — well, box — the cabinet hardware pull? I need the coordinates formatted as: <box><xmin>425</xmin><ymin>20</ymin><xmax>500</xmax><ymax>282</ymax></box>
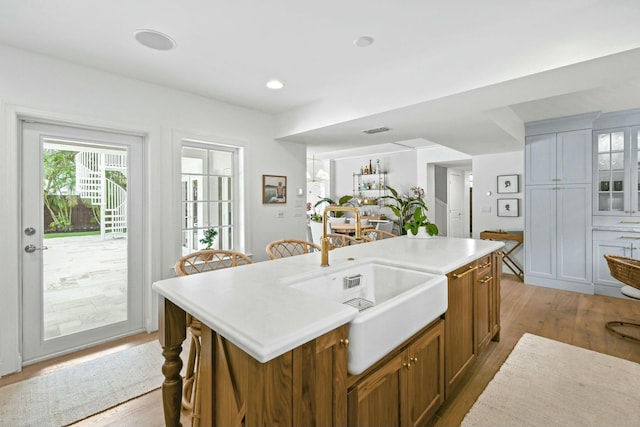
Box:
<box><xmin>479</xmin><ymin>276</ymin><xmax>493</xmax><ymax>283</ymax></box>
<box><xmin>403</xmin><ymin>362</ymin><xmax>411</xmax><ymax>369</ymax></box>
<box><xmin>552</xmin><ymin>178</ymin><xmax>560</xmax><ymax>181</ymax></box>
<box><xmin>452</xmin><ymin>265</ymin><xmax>478</xmax><ymax>279</ymax></box>
<box><xmin>620</xmin><ymin>221</ymin><xmax>640</xmax><ymax>224</ymax></box>
<box><xmin>479</xmin><ymin>262</ymin><xmax>491</xmax><ymax>269</ymax></box>
<box><xmin>340</xmin><ymin>338</ymin><xmax>349</xmax><ymax>347</ymax></box>
<box><xmin>410</xmin><ymin>357</ymin><xmax>418</xmax><ymax>363</ymax></box>
<box><xmin>620</xmin><ymin>236</ymin><xmax>640</xmax><ymax>239</ymax></box>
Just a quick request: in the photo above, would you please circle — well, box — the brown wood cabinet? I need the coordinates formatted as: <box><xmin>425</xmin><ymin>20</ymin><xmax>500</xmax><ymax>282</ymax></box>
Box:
<box><xmin>445</xmin><ymin>250</ymin><xmax>501</xmax><ymax>399</ymax></box>
<box><xmin>347</xmin><ymin>320</ymin><xmax>444</xmax><ymax>427</ymax></box>
<box><xmin>198</xmin><ymin>324</ymin><xmax>349</xmax><ymax>427</ymax></box>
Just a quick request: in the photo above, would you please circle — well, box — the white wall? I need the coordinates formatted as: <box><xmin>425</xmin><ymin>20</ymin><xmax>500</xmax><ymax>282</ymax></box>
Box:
<box><xmin>0</xmin><ymin>44</ymin><xmax>306</xmax><ymax>375</ymax></box>
<box><xmin>472</xmin><ymin>151</ymin><xmax>525</xmax><ymax>273</ymax></box>
<box><xmin>332</xmin><ymin>151</ymin><xmax>418</xmax><ymax>218</ymax></box>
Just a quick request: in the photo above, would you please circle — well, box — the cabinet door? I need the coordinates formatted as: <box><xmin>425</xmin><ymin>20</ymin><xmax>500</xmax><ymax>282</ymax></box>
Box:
<box><xmin>348</xmin><ymin>353</ymin><xmax>403</xmax><ymax>427</ymax></box>
<box><xmin>556</xmin><ymin>184</ymin><xmax>591</xmax><ymax>284</ymax></box>
<box><xmin>475</xmin><ymin>255</ymin><xmax>493</xmax><ymax>353</ymax></box>
<box><xmin>526</xmin><ymin>133</ymin><xmax>557</xmax><ymax>185</ymax></box>
<box><xmin>405</xmin><ymin>321</ymin><xmax>445</xmax><ymax>427</ymax></box>
<box><xmin>490</xmin><ymin>251</ymin><xmax>502</xmax><ymax>340</ymax></box>
<box><xmin>631</xmin><ymin>127</ymin><xmax>640</xmax><ymax>216</ymax></box>
<box><xmin>525</xmin><ymin>186</ymin><xmax>557</xmax><ymax>279</ymax></box>
<box><xmin>594</xmin><ymin>128</ymin><xmax>629</xmax><ymax>215</ymax></box>
<box><xmin>593</xmin><ymin>240</ymin><xmax>632</xmax><ymax>286</ymax></box>
<box><xmin>445</xmin><ymin>262</ymin><xmax>477</xmax><ymax>398</ymax></box>
<box><xmin>557</xmin><ymin>129</ymin><xmax>591</xmax><ymax>184</ymax></box>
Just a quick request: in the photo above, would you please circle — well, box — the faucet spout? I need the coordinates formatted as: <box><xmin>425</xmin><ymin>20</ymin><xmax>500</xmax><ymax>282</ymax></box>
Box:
<box><xmin>321</xmin><ymin>206</ymin><xmax>361</xmax><ymax>267</ymax></box>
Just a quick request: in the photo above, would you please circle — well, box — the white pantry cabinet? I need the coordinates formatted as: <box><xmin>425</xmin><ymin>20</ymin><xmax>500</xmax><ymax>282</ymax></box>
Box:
<box><xmin>525</xmin><ymin>126</ymin><xmax>593</xmax><ymax>294</ymax></box>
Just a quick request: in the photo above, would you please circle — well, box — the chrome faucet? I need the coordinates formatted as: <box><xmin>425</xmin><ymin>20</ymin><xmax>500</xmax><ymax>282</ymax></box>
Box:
<box><xmin>321</xmin><ymin>206</ymin><xmax>361</xmax><ymax>267</ymax></box>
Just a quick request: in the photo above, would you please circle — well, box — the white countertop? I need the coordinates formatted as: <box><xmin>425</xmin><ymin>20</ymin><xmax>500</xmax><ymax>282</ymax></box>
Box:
<box><xmin>152</xmin><ymin>236</ymin><xmax>504</xmax><ymax>363</ymax></box>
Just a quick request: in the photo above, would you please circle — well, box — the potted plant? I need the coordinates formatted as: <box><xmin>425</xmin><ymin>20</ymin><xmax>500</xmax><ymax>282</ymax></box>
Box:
<box><xmin>380</xmin><ymin>185</ymin><xmax>433</xmax><ymax>235</ymax></box>
<box><xmin>313</xmin><ymin>195</ymin><xmax>355</xmax><ymax>218</ymax></box>
<box><xmin>200</xmin><ymin>227</ymin><xmax>218</xmax><ymax>249</ymax></box>
<box><xmin>404</xmin><ymin>207</ymin><xmax>439</xmax><ymax>238</ymax></box>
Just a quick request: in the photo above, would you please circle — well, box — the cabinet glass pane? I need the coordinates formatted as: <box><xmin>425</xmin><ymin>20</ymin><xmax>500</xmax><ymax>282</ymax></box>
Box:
<box><xmin>612</xmin><ymin>132</ymin><xmax>625</xmax><ymax>151</ymax></box>
<box><xmin>598</xmin><ymin>134</ymin><xmax>610</xmax><ymax>153</ymax></box>
<box><xmin>611</xmin><ymin>152</ymin><xmax>624</xmax><ymax>170</ymax></box>
<box><xmin>598</xmin><ymin>153</ymin><xmax>610</xmax><ymax>170</ymax></box>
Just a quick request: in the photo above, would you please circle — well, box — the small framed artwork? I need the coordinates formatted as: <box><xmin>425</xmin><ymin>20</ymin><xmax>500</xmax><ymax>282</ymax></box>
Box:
<box><xmin>262</xmin><ymin>175</ymin><xmax>287</xmax><ymax>204</ymax></box>
<box><xmin>497</xmin><ymin>174</ymin><xmax>519</xmax><ymax>194</ymax></box>
<box><xmin>497</xmin><ymin>198</ymin><xmax>519</xmax><ymax>217</ymax></box>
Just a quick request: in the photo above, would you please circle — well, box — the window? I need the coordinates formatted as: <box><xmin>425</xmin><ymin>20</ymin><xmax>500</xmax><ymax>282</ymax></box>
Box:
<box><xmin>181</xmin><ymin>141</ymin><xmax>239</xmax><ymax>254</ymax></box>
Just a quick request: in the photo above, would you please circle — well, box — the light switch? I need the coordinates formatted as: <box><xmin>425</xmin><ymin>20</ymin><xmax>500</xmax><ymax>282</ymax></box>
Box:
<box><xmin>277</xmin><ymin>210</ymin><xmax>285</xmax><ymax>218</ymax></box>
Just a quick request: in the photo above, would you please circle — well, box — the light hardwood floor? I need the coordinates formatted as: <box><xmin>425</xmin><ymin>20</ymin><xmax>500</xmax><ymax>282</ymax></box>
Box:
<box><xmin>2</xmin><ymin>275</ymin><xmax>639</xmax><ymax>427</ymax></box>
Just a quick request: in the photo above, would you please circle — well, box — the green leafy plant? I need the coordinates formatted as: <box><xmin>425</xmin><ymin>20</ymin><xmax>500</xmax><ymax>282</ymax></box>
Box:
<box><xmin>313</xmin><ymin>195</ymin><xmax>355</xmax><ymax>218</ymax></box>
<box><xmin>199</xmin><ymin>227</ymin><xmax>218</xmax><ymax>249</ymax></box>
<box><xmin>380</xmin><ymin>185</ymin><xmax>430</xmax><ymax>235</ymax></box>
<box><xmin>404</xmin><ymin>207</ymin><xmax>439</xmax><ymax>236</ymax></box>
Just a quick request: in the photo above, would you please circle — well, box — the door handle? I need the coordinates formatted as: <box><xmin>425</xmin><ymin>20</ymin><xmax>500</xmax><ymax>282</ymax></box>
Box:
<box><xmin>24</xmin><ymin>244</ymin><xmax>48</xmax><ymax>253</ymax></box>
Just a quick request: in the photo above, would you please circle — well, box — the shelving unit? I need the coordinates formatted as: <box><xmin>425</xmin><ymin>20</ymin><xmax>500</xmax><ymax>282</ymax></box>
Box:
<box><xmin>353</xmin><ymin>172</ymin><xmax>387</xmax><ymax>205</ymax></box>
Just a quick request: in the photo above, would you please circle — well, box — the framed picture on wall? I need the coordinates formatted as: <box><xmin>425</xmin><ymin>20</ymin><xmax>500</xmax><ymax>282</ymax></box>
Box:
<box><xmin>497</xmin><ymin>198</ymin><xmax>519</xmax><ymax>217</ymax></box>
<box><xmin>263</xmin><ymin>175</ymin><xmax>287</xmax><ymax>204</ymax></box>
<box><xmin>497</xmin><ymin>174</ymin><xmax>519</xmax><ymax>193</ymax></box>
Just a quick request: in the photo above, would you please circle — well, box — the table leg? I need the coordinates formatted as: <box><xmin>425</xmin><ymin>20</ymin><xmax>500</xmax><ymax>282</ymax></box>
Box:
<box><xmin>159</xmin><ymin>297</ymin><xmax>187</xmax><ymax>427</ymax></box>
<box><xmin>502</xmin><ymin>242</ymin><xmax>524</xmax><ymax>281</ymax></box>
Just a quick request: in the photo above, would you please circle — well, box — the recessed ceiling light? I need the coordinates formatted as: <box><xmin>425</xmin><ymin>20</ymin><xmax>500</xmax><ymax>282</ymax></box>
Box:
<box><xmin>266</xmin><ymin>79</ymin><xmax>284</xmax><ymax>90</ymax></box>
<box><xmin>354</xmin><ymin>36</ymin><xmax>375</xmax><ymax>48</ymax></box>
<box><xmin>134</xmin><ymin>29</ymin><xmax>176</xmax><ymax>51</ymax></box>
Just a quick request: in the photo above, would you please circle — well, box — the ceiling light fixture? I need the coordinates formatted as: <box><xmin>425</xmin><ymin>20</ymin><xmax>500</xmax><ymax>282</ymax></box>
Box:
<box><xmin>362</xmin><ymin>126</ymin><xmax>390</xmax><ymax>135</ymax></box>
<box><xmin>134</xmin><ymin>29</ymin><xmax>176</xmax><ymax>51</ymax></box>
<box><xmin>354</xmin><ymin>36</ymin><xmax>375</xmax><ymax>48</ymax></box>
<box><xmin>266</xmin><ymin>79</ymin><xmax>284</xmax><ymax>90</ymax></box>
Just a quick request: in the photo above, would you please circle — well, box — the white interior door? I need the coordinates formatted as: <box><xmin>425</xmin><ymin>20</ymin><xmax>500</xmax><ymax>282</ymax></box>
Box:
<box><xmin>21</xmin><ymin>121</ymin><xmax>144</xmax><ymax>364</ymax></box>
<box><xmin>447</xmin><ymin>169</ymin><xmax>464</xmax><ymax>237</ymax></box>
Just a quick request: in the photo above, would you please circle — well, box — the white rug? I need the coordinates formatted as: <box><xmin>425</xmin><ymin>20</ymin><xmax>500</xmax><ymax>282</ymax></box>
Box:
<box><xmin>461</xmin><ymin>333</ymin><xmax>640</xmax><ymax>427</ymax></box>
<box><xmin>0</xmin><ymin>339</ymin><xmax>187</xmax><ymax>427</ymax></box>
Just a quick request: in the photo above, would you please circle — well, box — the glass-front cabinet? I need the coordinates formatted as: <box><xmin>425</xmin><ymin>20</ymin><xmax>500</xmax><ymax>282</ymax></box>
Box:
<box><xmin>594</xmin><ymin>127</ymin><xmax>640</xmax><ymax>216</ymax></box>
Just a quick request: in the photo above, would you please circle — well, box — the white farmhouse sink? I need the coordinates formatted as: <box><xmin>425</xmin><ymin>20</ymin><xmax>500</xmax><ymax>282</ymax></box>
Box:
<box><xmin>280</xmin><ymin>259</ymin><xmax>448</xmax><ymax>375</ymax></box>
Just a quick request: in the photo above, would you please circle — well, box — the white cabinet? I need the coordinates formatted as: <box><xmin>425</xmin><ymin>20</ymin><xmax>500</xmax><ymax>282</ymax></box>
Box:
<box><xmin>592</xmin><ymin>229</ymin><xmax>640</xmax><ymax>295</ymax></box>
<box><xmin>526</xmin><ymin>129</ymin><xmax>591</xmax><ymax>185</ymax></box>
<box><xmin>593</xmin><ymin>126</ymin><xmax>640</xmax><ymax>217</ymax></box>
<box><xmin>525</xmin><ymin>184</ymin><xmax>592</xmax><ymax>290</ymax></box>
<box><xmin>525</xmin><ymin>128</ymin><xmax>593</xmax><ymax>294</ymax></box>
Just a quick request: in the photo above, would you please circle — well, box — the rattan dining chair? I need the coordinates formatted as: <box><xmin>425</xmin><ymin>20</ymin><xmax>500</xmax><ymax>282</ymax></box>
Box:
<box><xmin>362</xmin><ymin>229</ymin><xmax>397</xmax><ymax>241</ymax></box>
<box><xmin>174</xmin><ymin>249</ymin><xmax>253</xmax><ymax>426</ymax></box>
<box><xmin>325</xmin><ymin>233</ymin><xmax>372</xmax><ymax>250</ymax></box>
<box><xmin>266</xmin><ymin>239</ymin><xmax>321</xmax><ymax>259</ymax></box>
<box><xmin>604</xmin><ymin>254</ymin><xmax>640</xmax><ymax>342</ymax></box>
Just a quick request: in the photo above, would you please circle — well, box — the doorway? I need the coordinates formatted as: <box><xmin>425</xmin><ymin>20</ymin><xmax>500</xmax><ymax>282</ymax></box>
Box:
<box><xmin>21</xmin><ymin>121</ymin><xmax>144</xmax><ymax>364</ymax></box>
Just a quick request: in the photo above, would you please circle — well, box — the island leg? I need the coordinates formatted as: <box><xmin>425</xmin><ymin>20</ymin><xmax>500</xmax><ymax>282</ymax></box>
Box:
<box><xmin>159</xmin><ymin>296</ymin><xmax>187</xmax><ymax>427</ymax></box>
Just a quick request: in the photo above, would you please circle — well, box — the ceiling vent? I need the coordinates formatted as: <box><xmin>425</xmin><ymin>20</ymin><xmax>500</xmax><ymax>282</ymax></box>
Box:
<box><xmin>362</xmin><ymin>126</ymin><xmax>390</xmax><ymax>135</ymax></box>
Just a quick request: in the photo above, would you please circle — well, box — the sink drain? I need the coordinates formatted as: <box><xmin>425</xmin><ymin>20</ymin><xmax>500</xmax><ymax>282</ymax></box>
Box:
<box><xmin>343</xmin><ymin>298</ymin><xmax>374</xmax><ymax>312</ymax></box>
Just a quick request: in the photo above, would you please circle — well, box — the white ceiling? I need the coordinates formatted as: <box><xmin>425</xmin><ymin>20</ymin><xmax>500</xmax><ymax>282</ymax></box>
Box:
<box><xmin>3</xmin><ymin>0</ymin><xmax>640</xmax><ymax>159</ymax></box>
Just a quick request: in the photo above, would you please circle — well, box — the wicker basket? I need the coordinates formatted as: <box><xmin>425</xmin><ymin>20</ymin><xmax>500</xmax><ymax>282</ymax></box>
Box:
<box><xmin>604</xmin><ymin>254</ymin><xmax>640</xmax><ymax>290</ymax></box>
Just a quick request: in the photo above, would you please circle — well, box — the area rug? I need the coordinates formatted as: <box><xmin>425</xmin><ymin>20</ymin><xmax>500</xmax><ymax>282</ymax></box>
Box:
<box><xmin>461</xmin><ymin>333</ymin><xmax>640</xmax><ymax>427</ymax></box>
<box><xmin>0</xmin><ymin>339</ymin><xmax>188</xmax><ymax>427</ymax></box>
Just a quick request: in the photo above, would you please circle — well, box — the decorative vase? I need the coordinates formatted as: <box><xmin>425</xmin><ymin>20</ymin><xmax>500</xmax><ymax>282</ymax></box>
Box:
<box><xmin>406</xmin><ymin>227</ymin><xmax>432</xmax><ymax>239</ymax></box>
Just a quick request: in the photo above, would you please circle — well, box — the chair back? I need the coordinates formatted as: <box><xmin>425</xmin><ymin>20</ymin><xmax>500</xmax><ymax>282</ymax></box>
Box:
<box><xmin>376</xmin><ymin>221</ymin><xmax>394</xmax><ymax>233</ymax></box>
<box><xmin>266</xmin><ymin>239</ymin><xmax>321</xmax><ymax>260</ymax></box>
<box><xmin>175</xmin><ymin>250</ymin><xmax>253</xmax><ymax>276</ymax></box>
<box><xmin>363</xmin><ymin>229</ymin><xmax>396</xmax><ymax>241</ymax></box>
<box><xmin>325</xmin><ymin>233</ymin><xmax>372</xmax><ymax>250</ymax></box>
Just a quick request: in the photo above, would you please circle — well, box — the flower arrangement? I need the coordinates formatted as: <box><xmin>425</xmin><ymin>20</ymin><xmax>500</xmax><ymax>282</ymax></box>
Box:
<box><xmin>381</xmin><ymin>185</ymin><xmax>438</xmax><ymax>236</ymax></box>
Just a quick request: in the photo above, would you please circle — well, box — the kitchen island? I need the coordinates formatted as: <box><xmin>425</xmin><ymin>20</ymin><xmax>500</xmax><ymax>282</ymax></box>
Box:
<box><xmin>153</xmin><ymin>236</ymin><xmax>503</xmax><ymax>427</ymax></box>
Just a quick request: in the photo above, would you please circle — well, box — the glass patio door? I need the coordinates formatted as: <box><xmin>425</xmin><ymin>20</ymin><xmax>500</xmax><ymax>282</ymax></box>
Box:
<box><xmin>21</xmin><ymin>121</ymin><xmax>144</xmax><ymax>364</ymax></box>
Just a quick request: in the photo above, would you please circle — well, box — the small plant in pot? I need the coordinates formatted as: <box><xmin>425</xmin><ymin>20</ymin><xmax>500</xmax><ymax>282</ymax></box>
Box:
<box><xmin>200</xmin><ymin>227</ymin><xmax>218</xmax><ymax>249</ymax></box>
<box><xmin>313</xmin><ymin>195</ymin><xmax>355</xmax><ymax>219</ymax></box>
<box><xmin>404</xmin><ymin>208</ymin><xmax>439</xmax><ymax>237</ymax></box>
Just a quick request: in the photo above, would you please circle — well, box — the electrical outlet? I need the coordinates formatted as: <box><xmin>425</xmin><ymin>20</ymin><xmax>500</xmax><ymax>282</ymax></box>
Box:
<box><xmin>277</xmin><ymin>210</ymin><xmax>285</xmax><ymax>218</ymax></box>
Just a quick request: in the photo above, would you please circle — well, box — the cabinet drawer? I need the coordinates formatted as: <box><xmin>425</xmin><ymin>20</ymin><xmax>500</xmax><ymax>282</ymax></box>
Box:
<box><xmin>593</xmin><ymin>229</ymin><xmax>640</xmax><ymax>242</ymax></box>
<box><xmin>476</xmin><ymin>255</ymin><xmax>492</xmax><ymax>279</ymax></box>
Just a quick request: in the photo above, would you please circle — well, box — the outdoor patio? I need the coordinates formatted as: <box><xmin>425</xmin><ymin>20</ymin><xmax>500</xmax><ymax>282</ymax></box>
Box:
<box><xmin>43</xmin><ymin>234</ymin><xmax>127</xmax><ymax>339</ymax></box>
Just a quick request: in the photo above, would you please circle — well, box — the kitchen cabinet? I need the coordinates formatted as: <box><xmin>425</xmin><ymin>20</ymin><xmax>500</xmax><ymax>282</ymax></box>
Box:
<box><xmin>525</xmin><ymin>129</ymin><xmax>592</xmax><ymax>185</ymax></box>
<box><xmin>353</xmin><ymin>172</ymin><xmax>387</xmax><ymax>205</ymax></box>
<box><xmin>525</xmin><ymin>184</ymin><xmax>592</xmax><ymax>291</ymax></box>
<box><xmin>347</xmin><ymin>320</ymin><xmax>444</xmax><ymax>427</ymax></box>
<box><xmin>199</xmin><ymin>324</ymin><xmax>349</xmax><ymax>427</ymax></box>
<box><xmin>476</xmin><ymin>254</ymin><xmax>493</xmax><ymax>353</ymax></box>
<box><xmin>592</xmin><ymin>229</ymin><xmax>640</xmax><ymax>295</ymax></box>
<box><xmin>491</xmin><ymin>250</ymin><xmax>502</xmax><ymax>340</ymax></box>
<box><xmin>525</xmin><ymin>127</ymin><xmax>593</xmax><ymax>294</ymax></box>
<box><xmin>593</xmin><ymin>126</ymin><xmax>640</xmax><ymax>217</ymax></box>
